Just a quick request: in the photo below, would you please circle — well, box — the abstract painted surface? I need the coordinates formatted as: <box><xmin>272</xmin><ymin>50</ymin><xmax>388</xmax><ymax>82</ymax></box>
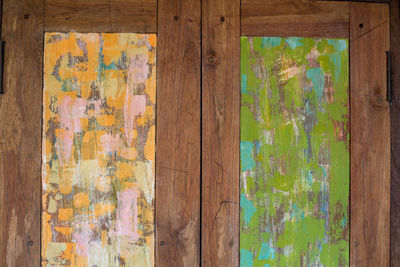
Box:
<box><xmin>42</xmin><ymin>33</ymin><xmax>156</xmax><ymax>266</ymax></box>
<box><xmin>240</xmin><ymin>37</ymin><xmax>349</xmax><ymax>266</ymax></box>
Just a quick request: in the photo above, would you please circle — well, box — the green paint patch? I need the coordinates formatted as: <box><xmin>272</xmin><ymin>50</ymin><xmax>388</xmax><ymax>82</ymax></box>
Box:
<box><xmin>240</xmin><ymin>37</ymin><xmax>349</xmax><ymax>266</ymax></box>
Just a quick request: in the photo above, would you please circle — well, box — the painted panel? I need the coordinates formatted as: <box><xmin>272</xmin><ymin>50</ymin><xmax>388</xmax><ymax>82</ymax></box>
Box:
<box><xmin>42</xmin><ymin>33</ymin><xmax>156</xmax><ymax>266</ymax></box>
<box><xmin>240</xmin><ymin>37</ymin><xmax>349</xmax><ymax>266</ymax></box>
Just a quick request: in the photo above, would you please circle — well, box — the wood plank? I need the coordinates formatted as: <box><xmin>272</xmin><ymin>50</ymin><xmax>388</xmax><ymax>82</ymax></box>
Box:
<box><xmin>315</xmin><ymin>0</ymin><xmax>389</xmax><ymax>3</ymax></box>
<box><xmin>390</xmin><ymin>0</ymin><xmax>400</xmax><ymax>266</ymax></box>
<box><xmin>0</xmin><ymin>0</ymin><xmax>44</xmax><ymax>266</ymax></box>
<box><xmin>45</xmin><ymin>0</ymin><xmax>157</xmax><ymax>33</ymax></box>
<box><xmin>350</xmin><ymin>3</ymin><xmax>390</xmax><ymax>266</ymax></box>
<box><xmin>156</xmin><ymin>0</ymin><xmax>201</xmax><ymax>266</ymax></box>
<box><xmin>201</xmin><ymin>0</ymin><xmax>240</xmax><ymax>266</ymax></box>
<box><xmin>241</xmin><ymin>0</ymin><xmax>349</xmax><ymax>38</ymax></box>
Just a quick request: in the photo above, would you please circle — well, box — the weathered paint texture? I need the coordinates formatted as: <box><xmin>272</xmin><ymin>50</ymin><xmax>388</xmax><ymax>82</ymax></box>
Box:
<box><xmin>240</xmin><ymin>37</ymin><xmax>349</xmax><ymax>266</ymax></box>
<box><xmin>42</xmin><ymin>33</ymin><xmax>156</xmax><ymax>266</ymax></box>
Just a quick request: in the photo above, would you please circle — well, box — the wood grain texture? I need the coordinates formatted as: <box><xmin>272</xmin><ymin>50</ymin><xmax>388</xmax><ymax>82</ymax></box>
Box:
<box><xmin>350</xmin><ymin>3</ymin><xmax>390</xmax><ymax>266</ymax></box>
<box><xmin>156</xmin><ymin>0</ymin><xmax>201</xmax><ymax>266</ymax></box>
<box><xmin>390</xmin><ymin>0</ymin><xmax>400</xmax><ymax>266</ymax></box>
<box><xmin>45</xmin><ymin>0</ymin><xmax>157</xmax><ymax>33</ymax></box>
<box><xmin>241</xmin><ymin>0</ymin><xmax>349</xmax><ymax>38</ymax></box>
<box><xmin>202</xmin><ymin>0</ymin><xmax>240</xmax><ymax>266</ymax></box>
<box><xmin>314</xmin><ymin>0</ymin><xmax>389</xmax><ymax>3</ymax></box>
<box><xmin>0</xmin><ymin>0</ymin><xmax>43</xmax><ymax>266</ymax></box>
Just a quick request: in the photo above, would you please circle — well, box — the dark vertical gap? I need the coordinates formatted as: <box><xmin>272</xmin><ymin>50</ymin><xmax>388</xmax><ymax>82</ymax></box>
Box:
<box><xmin>199</xmin><ymin>0</ymin><xmax>203</xmax><ymax>265</ymax></box>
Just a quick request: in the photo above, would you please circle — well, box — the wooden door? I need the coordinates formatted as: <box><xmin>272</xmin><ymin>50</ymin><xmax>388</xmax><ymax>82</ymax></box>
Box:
<box><xmin>0</xmin><ymin>0</ymin><xmax>394</xmax><ymax>266</ymax></box>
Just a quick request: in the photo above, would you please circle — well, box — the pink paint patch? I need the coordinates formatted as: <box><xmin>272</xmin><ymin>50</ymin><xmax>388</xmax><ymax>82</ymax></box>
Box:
<box><xmin>100</xmin><ymin>133</ymin><xmax>120</xmax><ymax>153</ymax></box>
<box><xmin>59</xmin><ymin>96</ymin><xmax>87</xmax><ymax>133</ymax></box>
<box><xmin>124</xmin><ymin>94</ymin><xmax>146</xmax><ymax>145</ymax></box>
<box><xmin>73</xmin><ymin>222</ymin><xmax>92</xmax><ymax>256</ymax></box>
<box><xmin>114</xmin><ymin>187</ymin><xmax>140</xmax><ymax>242</ymax></box>
<box><xmin>129</xmin><ymin>54</ymin><xmax>149</xmax><ymax>85</ymax></box>
<box><xmin>55</xmin><ymin>130</ymin><xmax>74</xmax><ymax>164</ymax></box>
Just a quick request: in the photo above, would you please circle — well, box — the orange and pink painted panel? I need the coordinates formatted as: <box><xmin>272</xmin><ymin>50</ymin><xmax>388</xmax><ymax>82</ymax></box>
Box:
<box><xmin>41</xmin><ymin>33</ymin><xmax>156</xmax><ymax>266</ymax></box>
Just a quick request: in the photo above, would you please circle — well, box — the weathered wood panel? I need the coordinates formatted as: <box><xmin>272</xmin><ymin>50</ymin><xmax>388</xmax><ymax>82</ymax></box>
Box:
<box><xmin>41</xmin><ymin>33</ymin><xmax>156</xmax><ymax>266</ymax></box>
<box><xmin>241</xmin><ymin>0</ymin><xmax>349</xmax><ymax>38</ymax></box>
<box><xmin>202</xmin><ymin>0</ymin><xmax>240</xmax><ymax>266</ymax></box>
<box><xmin>156</xmin><ymin>0</ymin><xmax>201</xmax><ymax>266</ymax></box>
<box><xmin>350</xmin><ymin>3</ymin><xmax>390</xmax><ymax>266</ymax></box>
<box><xmin>391</xmin><ymin>0</ymin><xmax>400</xmax><ymax>265</ymax></box>
<box><xmin>240</xmin><ymin>37</ymin><xmax>350</xmax><ymax>266</ymax></box>
<box><xmin>0</xmin><ymin>0</ymin><xmax>44</xmax><ymax>266</ymax></box>
<box><xmin>45</xmin><ymin>0</ymin><xmax>157</xmax><ymax>33</ymax></box>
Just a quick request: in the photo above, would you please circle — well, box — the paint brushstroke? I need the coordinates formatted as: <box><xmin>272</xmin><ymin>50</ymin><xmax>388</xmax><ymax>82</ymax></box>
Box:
<box><xmin>240</xmin><ymin>37</ymin><xmax>349</xmax><ymax>266</ymax></box>
<box><xmin>42</xmin><ymin>32</ymin><xmax>156</xmax><ymax>266</ymax></box>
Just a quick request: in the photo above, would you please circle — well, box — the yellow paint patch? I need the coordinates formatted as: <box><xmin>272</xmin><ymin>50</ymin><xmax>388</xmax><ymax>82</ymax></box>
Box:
<box><xmin>58</xmin><ymin>208</ymin><xmax>73</xmax><ymax>221</ymax></box>
<box><xmin>73</xmin><ymin>193</ymin><xmax>89</xmax><ymax>209</ymax></box>
<box><xmin>55</xmin><ymin>227</ymin><xmax>72</xmax><ymax>237</ymax></box>
<box><xmin>96</xmin><ymin>115</ymin><xmax>115</xmax><ymax>127</ymax></box>
<box><xmin>94</xmin><ymin>203</ymin><xmax>115</xmax><ymax>218</ymax></box>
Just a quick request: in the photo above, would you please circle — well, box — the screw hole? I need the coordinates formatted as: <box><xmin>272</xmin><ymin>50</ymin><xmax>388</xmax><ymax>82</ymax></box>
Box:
<box><xmin>28</xmin><ymin>240</ymin><xmax>34</xmax><ymax>246</ymax></box>
<box><xmin>160</xmin><ymin>241</ymin><xmax>165</xmax><ymax>246</ymax></box>
<box><xmin>220</xmin><ymin>16</ymin><xmax>225</xmax><ymax>22</ymax></box>
<box><xmin>359</xmin><ymin>23</ymin><xmax>364</xmax><ymax>29</ymax></box>
<box><xmin>174</xmin><ymin>16</ymin><xmax>179</xmax><ymax>21</ymax></box>
<box><xmin>24</xmin><ymin>14</ymin><xmax>29</xmax><ymax>19</ymax></box>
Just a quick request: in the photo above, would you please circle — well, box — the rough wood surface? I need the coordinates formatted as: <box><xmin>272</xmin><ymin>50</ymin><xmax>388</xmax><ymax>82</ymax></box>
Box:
<box><xmin>0</xmin><ymin>0</ymin><xmax>44</xmax><ymax>266</ymax></box>
<box><xmin>241</xmin><ymin>0</ymin><xmax>349</xmax><ymax>38</ymax></box>
<box><xmin>350</xmin><ymin>3</ymin><xmax>390</xmax><ymax>266</ymax></box>
<box><xmin>316</xmin><ymin>0</ymin><xmax>389</xmax><ymax>3</ymax></box>
<box><xmin>390</xmin><ymin>0</ymin><xmax>400</xmax><ymax>266</ymax></box>
<box><xmin>202</xmin><ymin>0</ymin><xmax>240</xmax><ymax>266</ymax></box>
<box><xmin>45</xmin><ymin>0</ymin><xmax>157</xmax><ymax>33</ymax></box>
<box><xmin>156</xmin><ymin>0</ymin><xmax>201</xmax><ymax>266</ymax></box>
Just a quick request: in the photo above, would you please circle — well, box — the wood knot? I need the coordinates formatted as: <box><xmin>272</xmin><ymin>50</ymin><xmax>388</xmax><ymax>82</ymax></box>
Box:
<box><xmin>368</xmin><ymin>92</ymin><xmax>387</xmax><ymax>109</ymax></box>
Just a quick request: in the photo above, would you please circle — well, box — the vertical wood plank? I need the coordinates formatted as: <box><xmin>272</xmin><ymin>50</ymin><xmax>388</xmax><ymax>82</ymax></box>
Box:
<box><xmin>390</xmin><ymin>0</ymin><xmax>400</xmax><ymax>266</ymax></box>
<box><xmin>202</xmin><ymin>0</ymin><xmax>240</xmax><ymax>266</ymax></box>
<box><xmin>0</xmin><ymin>0</ymin><xmax>44</xmax><ymax>266</ymax></box>
<box><xmin>156</xmin><ymin>0</ymin><xmax>201</xmax><ymax>266</ymax></box>
<box><xmin>350</xmin><ymin>3</ymin><xmax>390</xmax><ymax>266</ymax></box>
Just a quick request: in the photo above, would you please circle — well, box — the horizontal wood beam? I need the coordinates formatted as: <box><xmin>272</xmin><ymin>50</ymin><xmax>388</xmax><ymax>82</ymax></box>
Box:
<box><xmin>241</xmin><ymin>0</ymin><xmax>349</xmax><ymax>38</ymax></box>
<box><xmin>45</xmin><ymin>0</ymin><xmax>157</xmax><ymax>33</ymax></box>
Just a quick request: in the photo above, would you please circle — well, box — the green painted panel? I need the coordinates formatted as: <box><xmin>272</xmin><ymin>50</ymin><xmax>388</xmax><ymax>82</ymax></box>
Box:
<box><xmin>240</xmin><ymin>37</ymin><xmax>349</xmax><ymax>267</ymax></box>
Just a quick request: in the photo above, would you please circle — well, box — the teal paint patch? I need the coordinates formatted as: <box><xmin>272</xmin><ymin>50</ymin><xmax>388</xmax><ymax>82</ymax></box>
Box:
<box><xmin>307</xmin><ymin>68</ymin><xmax>324</xmax><ymax>99</ymax></box>
<box><xmin>242</xmin><ymin>74</ymin><xmax>248</xmax><ymax>94</ymax></box>
<box><xmin>262</xmin><ymin>37</ymin><xmax>281</xmax><ymax>48</ymax></box>
<box><xmin>286</xmin><ymin>37</ymin><xmax>303</xmax><ymax>49</ymax></box>
<box><xmin>241</xmin><ymin>249</ymin><xmax>254</xmax><ymax>267</ymax></box>
<box><xmin>241</xmin><ymin>141</ymin><xmax>255</xmax><ymax>172</ymax></box>
<box><xmin>328</xmin><ymin>39</ymin><xmax>347</xmax><ymax>52</ymax></box>
<box><xmin>241</xmin><ymin>193</ymin><xmax>256</xmax><ymax>227</ymax></box>
<box><xmin>259</xmin><ymin>242</ymin><xmax>275</xmax><ymax>260</ymax></box>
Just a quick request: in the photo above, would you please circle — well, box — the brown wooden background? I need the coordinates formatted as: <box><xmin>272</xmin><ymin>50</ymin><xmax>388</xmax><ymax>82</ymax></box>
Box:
<box><xmin>0</xmin><ymin>0</ymin><xmax>397</xmax><ymax>266</ymax></box>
